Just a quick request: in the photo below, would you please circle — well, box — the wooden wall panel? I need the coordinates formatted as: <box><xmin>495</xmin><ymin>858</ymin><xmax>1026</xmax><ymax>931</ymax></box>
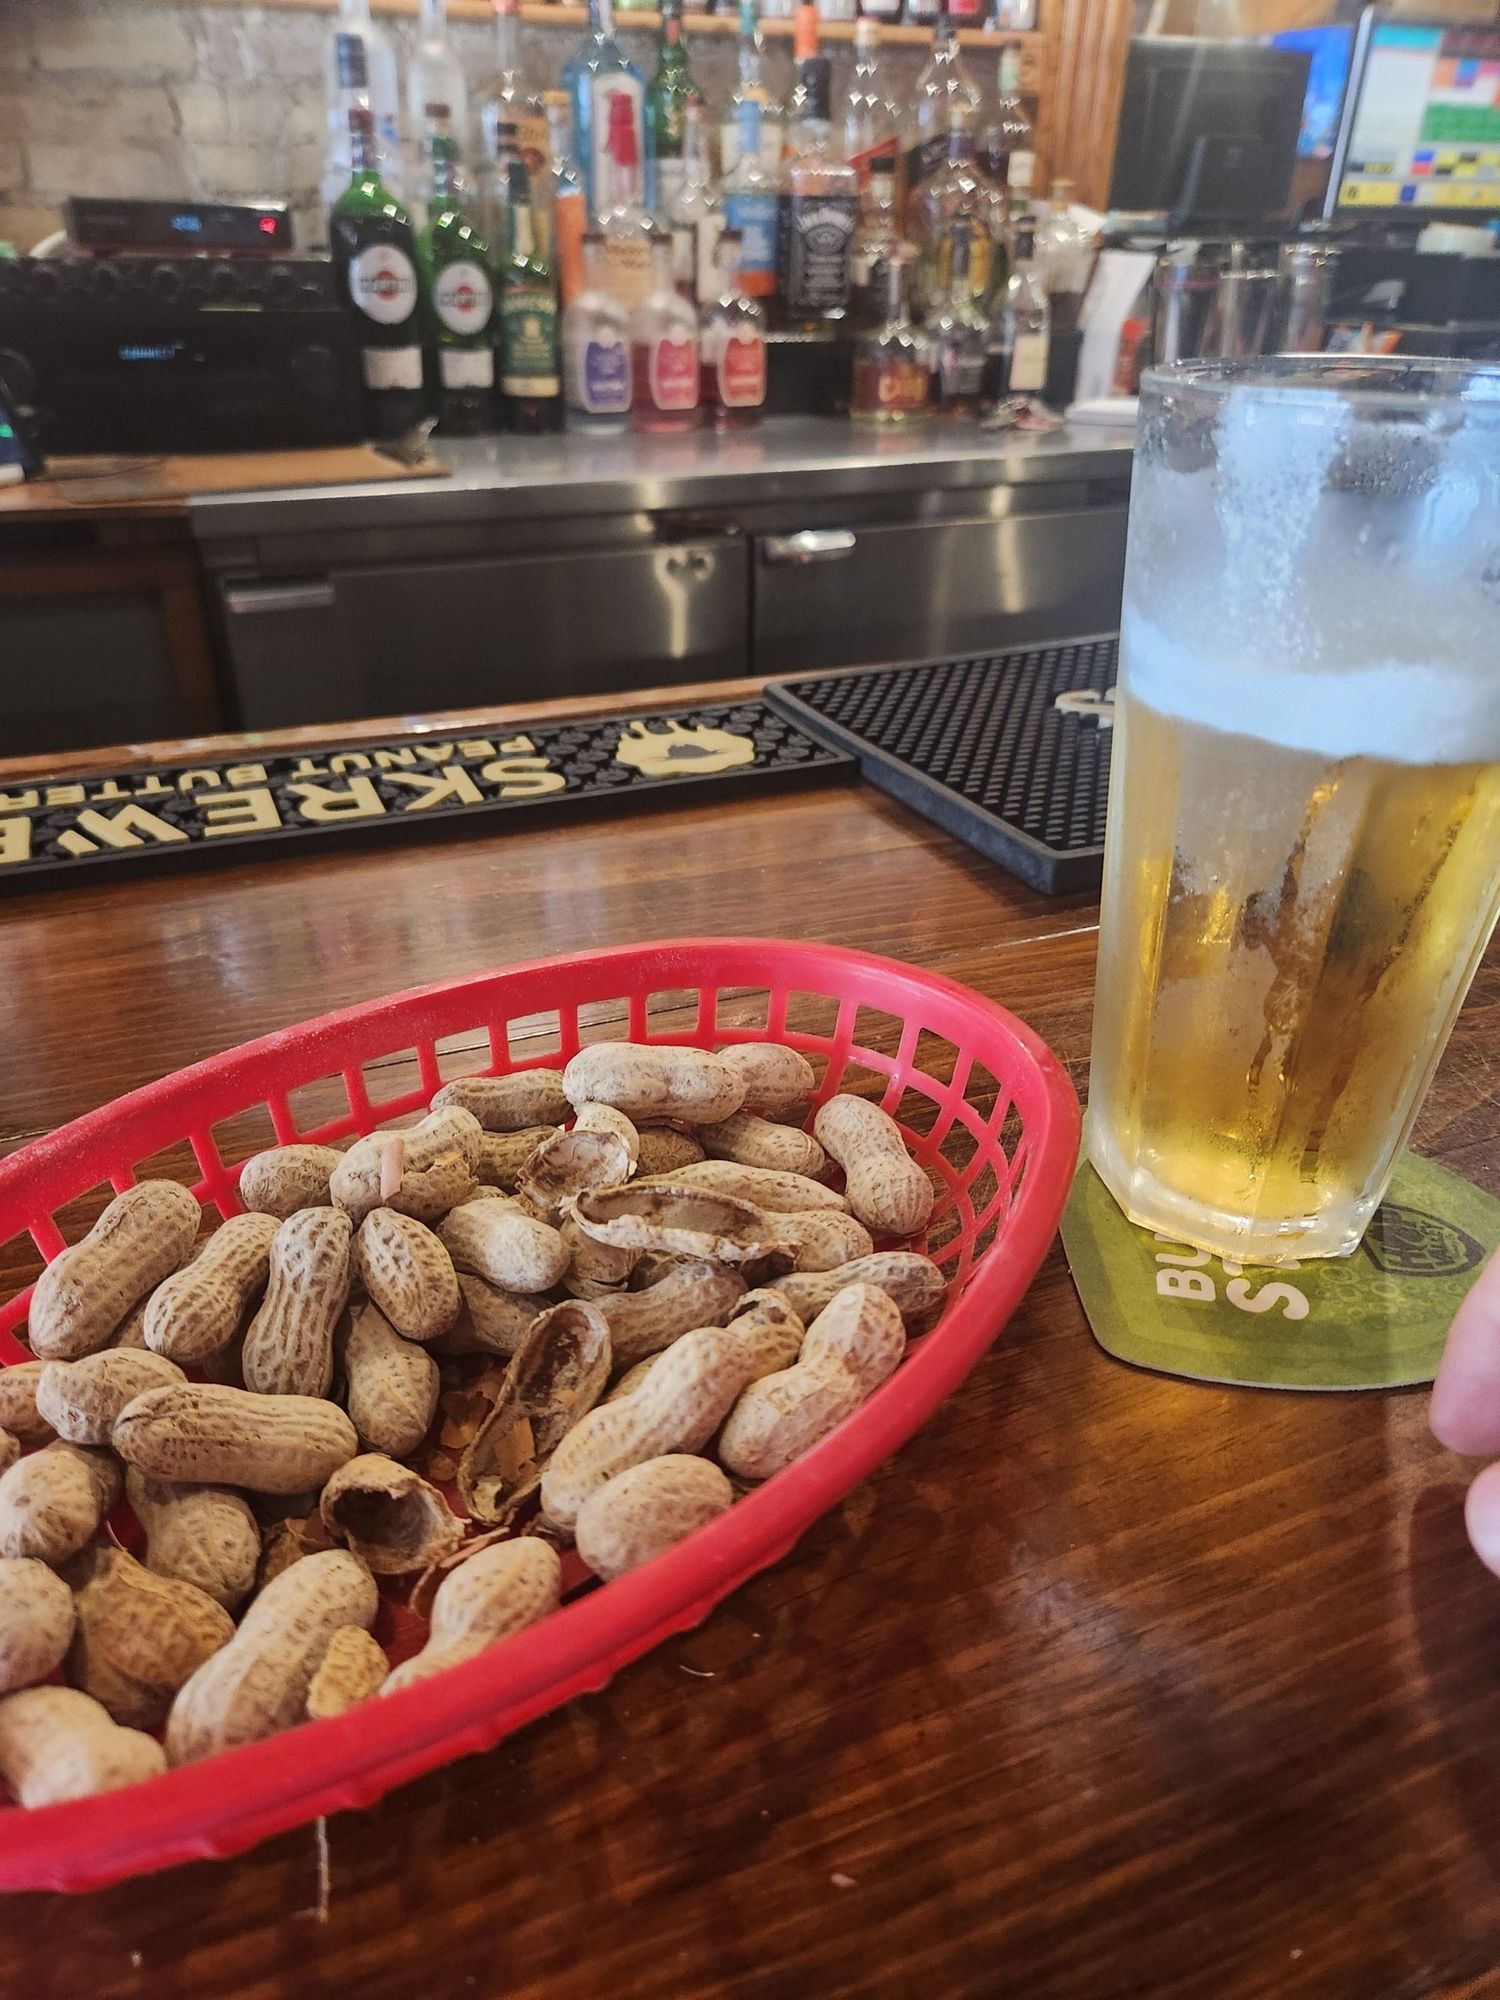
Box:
<box><xmin>1048</xmin><ymin>0</ymin><xmax>1137</xmax><ymax>209</ymax></box>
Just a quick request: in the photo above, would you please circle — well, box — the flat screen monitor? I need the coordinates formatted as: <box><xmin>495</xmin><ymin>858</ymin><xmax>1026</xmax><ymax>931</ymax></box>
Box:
<box><xmin>1272</xmin><ymin>24</ymin><xmax>1356</xmax><ymax>161</ymax></box>
<box><xmin>1329</xmin><ymin>11</ymin><xmax>1500</xmax><ymax>219</ymax></box>
<box><xmin>1108</xmin><ymin>38</ymin><xmax>1311</xmax><ymax>230</ymax></box>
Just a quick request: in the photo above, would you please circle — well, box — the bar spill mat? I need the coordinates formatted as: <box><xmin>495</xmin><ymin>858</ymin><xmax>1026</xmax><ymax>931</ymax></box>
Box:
<box><xmin>0</xmin><ymin>698</ymin><xmax>852</xmax><ymax>891</ymax></box>
<box><xmin>767</xmin><ymin>636</ymin><xmax>1118</xmax><ymax>894</ymax></box>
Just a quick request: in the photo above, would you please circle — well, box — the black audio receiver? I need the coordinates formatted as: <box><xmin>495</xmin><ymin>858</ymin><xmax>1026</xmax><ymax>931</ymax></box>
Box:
<box><xmin>0</xmin><ymin>255</ymin><xmax>365</xmax><ymax>454</ymax></box>
<box><xmin>64</xmin><ymin>195</ymin><xmax>295</xmax><ymax>256</ymax></box>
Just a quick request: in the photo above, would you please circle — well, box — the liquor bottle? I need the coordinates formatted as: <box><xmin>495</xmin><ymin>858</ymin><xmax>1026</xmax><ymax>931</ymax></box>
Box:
<box><xmin>481</xmin><ymin>115</ymin><xmax>521</xmax><ymax>259</ymax></box>
<box><xmin>723</xmin><ymin>97</ymin><xmax>779</xmax><ymax>305</ymax></box>
<box><xmin>782</xmin><ymin>1</ymin><xmax>821</xmax><ymax>139</ymax></box>
<box><xmin>500</xmin><ymin>160</ymin><xmax>561</xmax><ymax>431</ymax></box>
<box><xmin>331</xmin><ymin>106</ymin><xmax>425</xmax><ymax>437</ymax></box>
<box><xmin>667</xmin><ymin>101</ymin><xmax>724</xmax><ymax>303</ymax></box>
<box><xmin>850</xmin><ymin>248</ymin><xmax>929</xmax><ymax>424</ymax></box>
<box><xmin>646</xmin><ymin>0</ymin><xmax>697</xmax><ymax>213</ymax></box>
<box><xmin>538</xmin><ymin>91</ymin><xmax>588</xmax><ymax>307</ymax></box>
<box><xmin>598</xmin><ymin>88</ymin><xmax>664</xmax><ymax>312</ymax></box>
<box><xmin>418</xmin><ymin>130</ymin><xmax>497</xmax><ymax>434</ymax></box>
<box><xmin>480</xmin><ymin>0</ymin><xmax>546</xmax><ymax>186</ymax></box>
<box><xmin>1031</xmin><ymin>178</ymin><xmax>1091</xmax><ymax>335</ymax></box>
<box><xmin>849</xmin><ymin>152</ymin><xmax>904</xmax><ymax>327</ymax></box>
<box><xmin>564</xmin><ymin>229</ymin><xmax>632</xmax><ymax>431</ymax></box>
<box><xmin>776</xmin><ymin>53</ymin><xmax>857</xmax><ymax>330</ymax></box>
<box><xmin>817</xmin><ymin>0</ymin><xmax>857</xmax><ymax>23</ymax></box>
<box><xmin>927</xmin><ymin>225</ymin><xmax>986</xmax><ymax>416</ymax></box>
<box><xmin>720</xmin><ymin>0</ymin><xmax>784</xmax><ymax>177</ymax></box>
<box><xmin>976</xmin><ymin>41</ymin><xmax>1034</xmax><ymax>204</ymax></box>
<box><xmin>986</xmin><ymin>218</ymin><xmax>1048</xmax><ymax>402</ymax></box>
<box><xmin>321</xmin><ymin>0</ymin><xmax>403</xmax><ymax>216</ymax></box>
<box><xmin>860</xmin><ymin>0</ymin><xmax>902</xmax><ymax>22</ymax></box>
<box><xmin>910</xmin><ymin>107</ymin><xmax>1005</xmax><ymax>318</ymax></box>
<box><xmin>904</xmin><ymin>10</ymin><xmax>980</xmax><ymax>212</ymax></box>
<box><xmin>408</xmin><ymin>0</ymin><xmax>471</xmax><ymax>212</ymax></box>
<box><xmin>907</xmin><ymin>0</ymin><xmax>941</xmax><ymax>28</ymax></box>
<box><xmin>630</xmin><ymin>235</ymin><xmax>701</xmax><ymax>433</ymax></box>
<box><xmin>842</xmin><ymin>17</ymin><xmax>899</xmax><ymax>190</ymax></box>
<box><xmin>562</xmin><ymin>0</ymin><xmax>646</xmax><ymax>215</ymax></box>
<box><xmin>699</xmin><ymin>230</ymin><xmax>766</xmax><ymax>429</ymax></box>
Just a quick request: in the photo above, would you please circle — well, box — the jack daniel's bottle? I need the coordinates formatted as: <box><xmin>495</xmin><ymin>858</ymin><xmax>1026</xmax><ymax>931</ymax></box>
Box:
<box><xmin>332</xmin><ymin>105</ymin><xmax>424</xmax><ymax>437</ymax></box>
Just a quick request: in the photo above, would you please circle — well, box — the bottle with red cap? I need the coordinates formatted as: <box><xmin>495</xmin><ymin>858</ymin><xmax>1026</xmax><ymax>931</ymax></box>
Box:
<box><xmin>599</xmin><ymin>86</ymin><xmax>664</xmax><ymax>313</ymax></box>
<box><xmin>630</xmin><ymin>235</ymin><xmax>701</xmax><ymax>433</ymax></box>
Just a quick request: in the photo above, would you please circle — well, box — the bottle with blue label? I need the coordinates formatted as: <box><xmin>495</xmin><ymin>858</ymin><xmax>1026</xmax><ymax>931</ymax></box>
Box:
<box><xmin>723</xmin><ymin>98</ymin><xmax>779</xmax><ymax>306</ymax></box>
<box><xmin>564</xmin><ymin>229</ymin><xmax>632</xmax><ymax>432</ymax></box>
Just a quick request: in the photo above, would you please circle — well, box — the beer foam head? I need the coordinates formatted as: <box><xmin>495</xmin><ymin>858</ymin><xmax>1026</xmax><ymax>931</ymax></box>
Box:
<box><xmin>1125</xmin><ymin>377</ymin><xmax>1500</xmax><ymax>763</ymax></box>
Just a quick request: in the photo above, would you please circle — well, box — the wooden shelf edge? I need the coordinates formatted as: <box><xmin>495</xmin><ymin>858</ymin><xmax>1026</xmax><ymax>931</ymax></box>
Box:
<box><xmin>194</xmin><ymin>0</ymin><xmax>1043</xmax><ymax>43</ymax></box>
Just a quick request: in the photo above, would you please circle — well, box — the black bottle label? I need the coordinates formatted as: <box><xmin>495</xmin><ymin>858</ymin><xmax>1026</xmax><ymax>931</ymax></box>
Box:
<box><xmin>776</xmin><ymin>193</ymin><xmax>856</xmax><ymax>314</ymax></box>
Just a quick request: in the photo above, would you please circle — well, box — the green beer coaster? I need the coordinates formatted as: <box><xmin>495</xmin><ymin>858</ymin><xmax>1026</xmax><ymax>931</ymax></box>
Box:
<box><xmin>1060</xmin><ymin>1152</ymin><xmax>1500</xmax><ymax>1392</ymax></box>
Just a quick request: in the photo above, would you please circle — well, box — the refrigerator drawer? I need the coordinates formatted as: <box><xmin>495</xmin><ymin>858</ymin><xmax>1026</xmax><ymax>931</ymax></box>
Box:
<box><xmin>221</xmin><ymin>537</ymin><xmax>749</xmax><ymax>730</ymax></box>
<box><xmin>752</xmin><ymin>504</ymin><xmax>1128</xmax><ymax>676</ymax></box>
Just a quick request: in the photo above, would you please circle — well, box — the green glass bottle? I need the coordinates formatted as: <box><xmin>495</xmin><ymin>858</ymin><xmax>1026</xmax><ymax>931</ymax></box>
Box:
<box><xmin>500</xmin><ymin>160</ymin><xmax>560</xmax><ymax>433</ymax></box>
<box><xmin>418</xmin><ymin>128</ymin><xmax>497</xmax><ymax>435</ymax></box>
<box><xmin>646</xmin><ymin>0</ymin><xmax>696</xmax><ymax>216</ymax></box>
<box><xmin>330</xmin><ymin>104</ymin><xmax>425</xmax><ymax>438</ymax></box>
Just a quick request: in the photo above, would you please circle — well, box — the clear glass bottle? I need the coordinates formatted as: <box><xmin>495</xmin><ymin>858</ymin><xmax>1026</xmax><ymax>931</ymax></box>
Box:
<box><xmin>331</xmin><ymin>105</ymin><xmax>425</xmax><ymax>437</ymax></box>
<box><xmin>480</xmin><ymin>0</ymin><xmax>545</xmax><ymax>187</ymax></box>
<box><xmin>562</xmin><ymin>0</ymin><xmax>647</xmax><ymax>216</ymax></box>
<box><xmin>986</xmin><ymin>217</ymin><xmax>1049</xmax><ymax>402</ymax></box>
<box><xmin>667</xmin><ymin>101</ymin><xmax>724</xmax><ymax>304</ymax></box>
<box><xmin>598</xmin><ymin>87</ymin><xmax>664</xmax><ymax>312</ymax></box>
<box><xmin>408</xmin><ymin>0</ymin><xmax>471</xmax><ymax>214</ymax></box>
<box><xmin>419</xmin><ymin>130</ymin><xmax>497</xmax><ymax>435</ymax></box>
<box><xmin>904</xmin><ymin>10</ymin><xmax>981</xmax><ymax>211</ymax></box>
<box><xmin>646</xmin><ymin>0</ymin><xmax>698</xmax><ymax>213</ymax></box>
<box><xmin>927</xmin><ymin>224</ymin><xmax>986</xmax><ymax>417</ymax></box>
<box><xmin>851</xmin><ymin>248</ymin><xmax>929</xmax><ymax>424</ymax></box>
<box><xmin>630</xmin><ymin>235</ymin><xmax>701</xmax><ymax>432</ymax></box>
<box><xmin>564</xmin><ymin>229</ymin><xmax>632</xmax><ymax>430</ymax></box>
<box><xmin>538</xmin><ymin>91</ymin><xmax>588</xmax><ymax>307</ymax></box>
<box><xmin>976</xmin><ymin>41</ymin><xmax>1034</xmax><ymax>204</ymax></box>
<box><xmin>1031</xmin><ymin>177</ymin><xmax>1092</xmax><ymax>335</ymax></box>
<box><xmin>700</xmin><ymin>230</ymin><xmax>767</xmax><ymax>429</ymax></box>
<box><xmin>723</xmin><ymin>96</ymin><xmax>780</xmax><ymax>305</ymax></box>
<box><xmin>500</xmin><ymin>159</ymin><xmax>561</xmax><ymax>431</ymax></box>
<box><xmin>321</xmin><ymin>0</ymin><xmax>403</xmax><ymax>217</ymax></box>
<box><xmin>721</xmin><ymin>0</ymin><xmax>784</xmax><ymax>178</ymax></box>
<box><xmin>910</xmin><ymin>110</ymin><xmax>1006</xmax><ymax>318</ymax></box>
<box><xmin>849</xmin><ymin>152</ymin><xmax>904</xmax><ymax>328</ymax></box>
<box><xmin>843</xmin><ymin>16</ymin><xmax>899</xmax><ymax>190</ymax></box>
<box><xmin>776</xmin><ymin>53</ymin><xmax>857</xmax><ymax>330</ymax></box>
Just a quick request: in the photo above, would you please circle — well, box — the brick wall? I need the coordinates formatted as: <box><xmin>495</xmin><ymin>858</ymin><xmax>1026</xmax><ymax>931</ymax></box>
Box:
<box><xmin>0</xmin><ymin>0</ymin><xmax>930</xmax><ymax>254</ymax></box>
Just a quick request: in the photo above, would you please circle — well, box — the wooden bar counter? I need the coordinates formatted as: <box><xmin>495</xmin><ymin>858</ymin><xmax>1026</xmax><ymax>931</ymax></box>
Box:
<box><xmin>1</xmin><ymin>685</ymin><xmax>1497</xmax><ymax>2000</ymax></box>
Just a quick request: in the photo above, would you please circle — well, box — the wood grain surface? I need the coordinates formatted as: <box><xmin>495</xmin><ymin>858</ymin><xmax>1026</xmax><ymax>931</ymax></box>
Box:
<box><xmin>1</xmin><ymin>737</ymin><xmax>1498</xmax><ymax>2000</ymax></box>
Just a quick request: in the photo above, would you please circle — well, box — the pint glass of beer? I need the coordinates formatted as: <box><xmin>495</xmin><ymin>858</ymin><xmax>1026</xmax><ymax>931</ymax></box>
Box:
<box><xmin>1086</xmin><ymin>358</ymin><xmax>1500</xmax><ymax>1263</ymax></box>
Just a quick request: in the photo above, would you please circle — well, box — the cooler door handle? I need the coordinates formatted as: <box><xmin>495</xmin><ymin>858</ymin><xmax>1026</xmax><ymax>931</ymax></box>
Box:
<box><xmin>761</xmin><ymin>530</ymin><xmax>858</xmax><ymax>565</ymax></box>
<box><xmin>223</xmin><ymin>579</ymin><xmax>338</xmax><ymax>616</ymax></box>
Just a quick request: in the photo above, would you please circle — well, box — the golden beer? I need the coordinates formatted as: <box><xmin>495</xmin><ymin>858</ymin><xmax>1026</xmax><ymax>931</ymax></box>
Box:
<box><xmin>1086</xmin><ymin>358</ymin><xmax>1500</xmax><ymax>1262</ymax></box>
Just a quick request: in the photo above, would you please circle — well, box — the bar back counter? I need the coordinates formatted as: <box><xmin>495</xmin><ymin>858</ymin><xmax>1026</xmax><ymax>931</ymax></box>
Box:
<box><xmin>191</xmin><ymin>419</ymin><xmax>1134</xmax><ymax>731</ymax></box>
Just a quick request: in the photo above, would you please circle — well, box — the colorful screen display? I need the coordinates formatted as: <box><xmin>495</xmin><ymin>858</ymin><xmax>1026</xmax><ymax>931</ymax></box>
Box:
<box><xmin>1337</xmin><ymin>20</ymin><xmax>1500</xmax><ymax>214</ymax></box>
<box><xmin>1273</xmin><ymin>25</ymin><xmax>1355</xmax><ymax>161</ymax></box>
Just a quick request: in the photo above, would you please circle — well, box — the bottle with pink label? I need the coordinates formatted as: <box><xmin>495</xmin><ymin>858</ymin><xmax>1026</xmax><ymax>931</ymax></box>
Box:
<box><xmin>699</xmin><ymin>230</ymin><xmax>766</xmax><ymax>431</ymax></box>
<box><xmin>630</xmin><ymin>235</ymin><xmax>701</xmax><ymax>433</ymax></box>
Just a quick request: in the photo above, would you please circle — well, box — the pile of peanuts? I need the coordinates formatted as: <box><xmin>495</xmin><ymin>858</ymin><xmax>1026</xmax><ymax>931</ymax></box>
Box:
<box><xmin>0</xmin><ymin>1039</ymin><xmax>946</xmax><ymax>1809</ymax></box>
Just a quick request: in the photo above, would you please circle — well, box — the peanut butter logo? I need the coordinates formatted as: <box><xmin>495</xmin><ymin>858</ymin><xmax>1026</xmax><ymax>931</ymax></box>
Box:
<box><xmin>613</xmin><ymin>719</ymin><xmax>756</xmax><ymax>778</ymax></box>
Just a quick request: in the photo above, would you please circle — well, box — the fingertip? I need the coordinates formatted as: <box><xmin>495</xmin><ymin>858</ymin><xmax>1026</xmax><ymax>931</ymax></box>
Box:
<box><xmin>1464</xmin><ymin>1461</ymin><xmax>1500</xmax><ymax>1578</ymax></box>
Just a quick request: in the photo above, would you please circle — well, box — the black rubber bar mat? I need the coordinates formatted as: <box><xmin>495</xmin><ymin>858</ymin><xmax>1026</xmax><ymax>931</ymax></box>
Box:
<box><xmin>0</xmin><ymin>698</ymin><xmax>853</xmax><ymax>892</ymax></box>
<box><xmin>766</xmin><ymin>637</ymin><xmax>1119</xmax><ymax>895</ymax></box>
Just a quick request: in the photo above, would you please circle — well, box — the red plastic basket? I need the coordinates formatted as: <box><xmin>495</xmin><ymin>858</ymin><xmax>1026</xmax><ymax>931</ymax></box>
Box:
<box><xmin>0</xmin><ymin>938</ymin><xmax>1077</xmax><ymax>1892</ymax></box>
